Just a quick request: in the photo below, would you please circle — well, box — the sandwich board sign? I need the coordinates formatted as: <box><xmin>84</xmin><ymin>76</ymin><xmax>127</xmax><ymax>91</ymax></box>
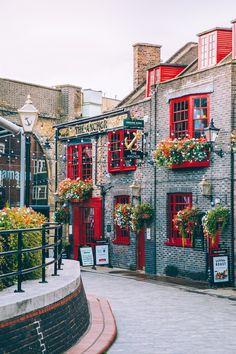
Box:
<box><xmin>80</xmin><ymin>247</ymin><xmax>94</xmax><ymax>266</ymax></box>
<box><xmin>95</xmin><ymin>244</ymin><xmax>109</xmax><ymax>265</ymax></box>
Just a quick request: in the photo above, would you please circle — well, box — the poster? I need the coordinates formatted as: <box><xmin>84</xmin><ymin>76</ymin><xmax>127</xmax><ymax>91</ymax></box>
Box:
<box><xmin>95</xmin><ymin>244</ymin><xmax>109</xmax><ymax>265</ymax></box>
<box><xmin>212</xmin><ymin>255</ymin><xmax>229</xmax><ymax>283</ymax></box>
<box><xmin>80</xmin><ymin>247</ymin><xmax>94</xmax><ymax>266</ymax></box>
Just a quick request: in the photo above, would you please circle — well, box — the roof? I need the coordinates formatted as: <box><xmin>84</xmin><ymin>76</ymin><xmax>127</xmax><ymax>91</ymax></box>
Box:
<box><xmin>197</xmin><ymin>27</ymin><xmax>232</xmax><ymax>36</ymax></box>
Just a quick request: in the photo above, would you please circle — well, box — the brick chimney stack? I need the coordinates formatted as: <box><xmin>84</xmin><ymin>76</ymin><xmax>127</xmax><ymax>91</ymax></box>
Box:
<box><xmin>133</xmin><ymin>43</ymin><xmax>161</xmax><ymax>89</ymax></box>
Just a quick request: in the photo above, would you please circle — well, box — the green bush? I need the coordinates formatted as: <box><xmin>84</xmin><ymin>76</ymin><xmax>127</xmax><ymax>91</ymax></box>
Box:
<box><xmin>0</xmin><ymin>207</ymin><xmax>47</xmax><ymax>290</ymax></box>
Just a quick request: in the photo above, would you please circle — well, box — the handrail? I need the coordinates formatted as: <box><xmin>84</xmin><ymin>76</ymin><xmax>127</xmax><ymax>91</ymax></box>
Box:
<box><xmin>0</xmin><ymin>222</ymin><xmax>64</xmax><ymax>292</ymax></box>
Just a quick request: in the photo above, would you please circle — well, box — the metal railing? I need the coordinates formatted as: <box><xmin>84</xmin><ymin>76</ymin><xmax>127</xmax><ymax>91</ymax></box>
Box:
<box><xmin>0</xmin><ymin>222</ymin><xmax>64</xmax><ymax>292</ymax></box>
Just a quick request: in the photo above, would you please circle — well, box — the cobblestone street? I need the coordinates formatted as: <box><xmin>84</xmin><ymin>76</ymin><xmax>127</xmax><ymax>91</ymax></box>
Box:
<box><xmin>82</xmin><ymin>269</ymin><xmax>236</xmax><ymax>354</ymax></box>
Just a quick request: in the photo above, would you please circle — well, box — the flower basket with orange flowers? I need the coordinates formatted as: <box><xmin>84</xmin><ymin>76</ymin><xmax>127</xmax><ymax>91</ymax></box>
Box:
<box><xmin>173</xmin><ymin>207</ymin><xmax>199</xmax><ymax>245</ymax></box>
<box><xmin>114</xmin><ymin>203</ymin><xmax>133</xmax><ymax>229</ymax></box>
<box><xmin>153</xmin><ymin>138</ymin><xmax>210</xmax><ymax>168</ymax></box>
<box><xmin>58</xmin><ymin>178</ymin><xmax>93</xmax><ymax>201</ymax></box>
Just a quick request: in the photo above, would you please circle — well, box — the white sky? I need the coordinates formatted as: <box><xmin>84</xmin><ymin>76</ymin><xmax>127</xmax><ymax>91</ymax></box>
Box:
<box><xmin>0</xmin><ymin>0</ymin><xmax>236</xmax><ymax>99</ymax></box>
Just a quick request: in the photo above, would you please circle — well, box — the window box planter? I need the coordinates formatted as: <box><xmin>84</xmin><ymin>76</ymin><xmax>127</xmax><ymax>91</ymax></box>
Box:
<box><xmin>170</xmin><ymin>160</ymin><xmax>210</xmax><ymax>169</ymax></box>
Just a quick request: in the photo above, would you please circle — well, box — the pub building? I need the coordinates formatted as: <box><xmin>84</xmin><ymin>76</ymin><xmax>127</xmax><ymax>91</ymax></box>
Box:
<box><xmin>55</xmin><ymin>109</ymin><xmax>152</xmax><ymax>270</ymax></box>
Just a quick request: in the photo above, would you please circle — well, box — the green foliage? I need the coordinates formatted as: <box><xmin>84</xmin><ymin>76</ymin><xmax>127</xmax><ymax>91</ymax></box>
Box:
<box><xmin>54</xmin><ymin>207</ymin><xmax>69</xmax><ymax>224</ymax></box>
<box><xmin>153</xmin><ymin>137</ymin><xmax>210</xmax><ymax>167</ymax></box>
<box><xmin>131</xmin><ymin>203</ymin><xmax>154</xmax><ymax>232</ymax></box>
<box><xmin>202</xmin><ymin>205</ymin><xmax>230</xmax><ymax>239</ymax></box>
<box><xmin>0</xmin><ymin>207</ymin><xmax>47</xmax><ymax>290</ymax></box>
<box><xmin>165</xmin><ymin>265</ymin><xmax>179</xmax><ymax>277</ymax></box>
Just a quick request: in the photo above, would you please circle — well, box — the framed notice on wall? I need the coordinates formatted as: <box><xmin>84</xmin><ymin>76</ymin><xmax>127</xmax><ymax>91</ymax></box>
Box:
<box><xmin>212</xmin><ymin>255</ymin><xmax>229</xmax><ymax>284</ymax></box>
<box><xmin>80</xmin><ymin>247</ymin><xmax>94</xmax><ymax>266</ymax></box>
<box><xmin>95</xmin><ymin>244</ymin><xmax>109</xmax><ymax>265</ymax></box>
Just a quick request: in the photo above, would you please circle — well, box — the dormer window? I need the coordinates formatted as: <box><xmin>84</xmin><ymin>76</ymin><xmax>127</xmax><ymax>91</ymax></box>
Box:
<box><xmin>200</xmin><ymin>33</ymin><xmax>216</xmax><ymax>68</ymax></box>
<box><xmin>198</xmin><ymin>28</ymin><xmax>232</xmax><ymax>70</ymax></box>
<box><xmin>146</xmin><ymin>65</ymin><xmax>186</xmax><ymax>97</ymax></box>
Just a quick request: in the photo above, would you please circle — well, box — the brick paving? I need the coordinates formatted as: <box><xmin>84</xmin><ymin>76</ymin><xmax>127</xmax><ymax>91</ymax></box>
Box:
<box><xmin>81</xmin><ymin>267</ymin><xmax>236</xmax><ymax>354</ymax></box>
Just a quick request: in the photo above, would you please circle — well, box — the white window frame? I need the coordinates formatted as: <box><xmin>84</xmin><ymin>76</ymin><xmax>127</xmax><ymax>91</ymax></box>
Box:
<box><xmin>0</xmin><ymin>143</ymin><xmax>5</xmax><ymax>154</ymax></box>
<box><xmin>33</xmin><ymin>159</ymin><xmax>47</xmax><ymax>174</ymax></box>
<box><xmin>32</xmin><ymin>185</ymin><xmax>47</xmax><ymax>200</ymax></box>
<box><xmin>200</xmin><ymin>32</ymin><xmax>216</xmax><ymax>69</ymax></box>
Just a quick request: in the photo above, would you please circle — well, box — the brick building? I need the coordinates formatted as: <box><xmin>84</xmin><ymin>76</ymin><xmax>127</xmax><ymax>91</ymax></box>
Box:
<box><xmin>0</xmin><ymin>78</ymin><xmax>118</xmax><ymax>217</ymax></box>
<box><xmin>56</xmin><ymin>19</ymin><xmax>236</xmax><ymax>286</ymax></box>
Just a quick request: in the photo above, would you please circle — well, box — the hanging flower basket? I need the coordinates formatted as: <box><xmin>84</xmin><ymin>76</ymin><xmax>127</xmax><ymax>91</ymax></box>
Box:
<box><xmin>153</xmin><ymin>137</ymin><xmax>210</xmax><ymax>168</ymax></box>
<box><xmin>131</xmin><ymin>203</ymin><xmax>154</xmax><ymax>232</ymax></box>
<box><xmin>202</xmin><ymin>205</ymin><xmax>230</xmax><ymax>240</ymax></box>
<box><xmin>173</xmin><ymin>207</ymin><xmax>199</xmax><ymax>245</ymax></box>
<box><xmin>54</xmin><ymin>207</ymin><xmax>69</xmax><ymax>224</ymax></box>
<box><xmin>58</xmin><ymin>178</ymin><xmax>93</xmax><ymax>201</ymax></box>
<box><xmin>114</xmin><ymin>203</ymin><xmax>133</xmax><ymax>229</ymax></box>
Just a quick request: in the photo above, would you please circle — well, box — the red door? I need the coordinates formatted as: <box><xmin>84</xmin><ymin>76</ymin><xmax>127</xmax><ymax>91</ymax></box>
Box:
<box><xmin>73</xmin><ymin>198</ymin><xmax>102</xmax><ymax>260</ymax></box>
<box><xmin>137</xmin><ymin>228</ymin><xmax>145</xmax><ymax>270</ymax></box>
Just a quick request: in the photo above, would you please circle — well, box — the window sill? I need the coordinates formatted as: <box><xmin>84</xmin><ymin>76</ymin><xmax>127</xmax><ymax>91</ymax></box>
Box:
<box><xmin>109</xmin><ymin>166</ymin><xmax>136</xmax><ymax>173</ymax></box>
<box><xmin>165</xmin><ymin>240</ymin><xmax>192</xmax><ymax>248</ymax></box>
<box><xmin>112</xmin><ymin>240</ymin><xmax>130</xmax><ymax>245</ymax></box>
<box><xmin>169</xmin><ymin>160</ymin><xmax>210</xmax><ymax>169</ymax></box>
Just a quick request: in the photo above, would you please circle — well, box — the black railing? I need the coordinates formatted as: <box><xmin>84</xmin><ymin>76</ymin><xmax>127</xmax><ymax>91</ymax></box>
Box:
<box><xmin>0</xmin><ymin>222</ymin><xmax>64</xmax><ymax>292</ymax></box>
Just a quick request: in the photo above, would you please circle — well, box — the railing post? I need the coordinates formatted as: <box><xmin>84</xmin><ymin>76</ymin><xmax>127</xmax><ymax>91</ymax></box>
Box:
<box><xmin>52</xmin><ymin>224</ymin><xmax>59</xmax><ymax>276</ymax></box>
<box><xmin>58</xmin><ymin>224</ymin><xmax>63</xmax><ymax>270</ymax></box>
<box><xmin>40</xmin><ymin>224</ymin><xmax>48</xmax><ymax>283</ymax></box>
<box><xmin>14</xmin><ymin>231</ymin><xmax>24</xmax><ymax>293</ymax></box>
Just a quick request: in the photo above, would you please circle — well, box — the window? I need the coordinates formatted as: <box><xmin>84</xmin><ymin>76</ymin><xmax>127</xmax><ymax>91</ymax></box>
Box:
<box><xmin>32</xmin><ymin>185</ymin><xmax>47</xmax><ymax>200</ymax></box>
<box><xmin>199</xmin><ymin>33</ymin><xmax>216</xmax><ymax>69</ymax></box>
<box><xmin>33</xmin><ymin>159</ymin><xmax>47</xmax><ymax>174</ymax></box>
<box><xmin>67</xmin><ymin>144</ymin><xmax>92</xmax><ymax>180</ymax></box>
<box><xmin>170</xmin><ymin>95</ymin><xmax>209</xmax><ymax>139</ymax></box>
<box><xmin>113</xmin><ymin>195</ymin><xmax>130</xmax><ymax>245</ymax></box>
<box><xmin>167</xmin><ymin>193</ymin><xmax>192</xmax><ymax>247</ymax></box>
<box><xmin>108</xmin><ymin>130</ymin><xmax>137</xmax><ymax>173</ymax></box>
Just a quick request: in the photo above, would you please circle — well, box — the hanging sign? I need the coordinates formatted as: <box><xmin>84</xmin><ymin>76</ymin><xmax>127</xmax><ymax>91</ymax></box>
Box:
<box><xmin>80</xmin><ymin>247</ymin><xmax>94</xmax><ymax>266</ymax></box>
<box><xmin>212</xmin><ymin>255</ymin><xmax>229</xmax><ymax>284</ymax></box>
<box><xmin>95</xmin><ymin>244</ymin><xmax>109</xmax><ymax>265</ymax></box>
<box><xmin>123</xmin><ymin>119</ymin><xmax>144</xmax><ymax>129</ymax></box>
<box><xmin>124</xmin><ymin>150</ymin><xmax>143</xmax><ymax>159</ymax></box>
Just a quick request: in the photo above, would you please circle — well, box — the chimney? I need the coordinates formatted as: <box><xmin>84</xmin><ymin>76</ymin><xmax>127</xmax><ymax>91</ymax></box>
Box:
<box><xmin>133</xmin><ymin>43</ymin><xmax>161</xmax><ymax>89</ymax></box>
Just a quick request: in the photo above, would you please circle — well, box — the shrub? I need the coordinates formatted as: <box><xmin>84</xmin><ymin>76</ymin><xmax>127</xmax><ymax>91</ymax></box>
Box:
<box><xmin>165</xmin><ymin>265</ymin><xmax>179</xmax><ymax>277</ymax></box>
<box><xmin>0</xmin><ymin>207</ymin><xmax>47</xmax><ymax>290</ymax></box>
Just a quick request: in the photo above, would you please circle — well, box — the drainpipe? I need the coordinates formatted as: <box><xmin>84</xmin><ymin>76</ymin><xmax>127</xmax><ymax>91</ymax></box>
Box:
<box><xmin>231</xmin><ymin>151</ymin><xmax>235</xmax><ymax>285</ymax></box>
<box><xmin>153</xmin><ymin>85</ymin><xmax>158</xmax><ymax>275</ymax></box>
<box><xmin>55</xmin><ymin>129</ymin><xmax>59</xmax><ymax>191</ymax></box>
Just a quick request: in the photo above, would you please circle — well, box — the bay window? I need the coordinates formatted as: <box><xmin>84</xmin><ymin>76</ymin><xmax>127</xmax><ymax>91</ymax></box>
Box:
<box><xmin>170</xmin><ymin>95</ymin><xmax>209</xmax><ymax>139</ymax></box>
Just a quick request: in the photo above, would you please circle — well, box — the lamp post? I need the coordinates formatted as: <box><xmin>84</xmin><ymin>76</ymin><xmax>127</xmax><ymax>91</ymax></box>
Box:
<box><xmin>18</xmin><ymin>95</ymin><xmax>38</xmax><ymax>207</ymax></box>
<box><xmin>203</xmin><ymin>118</ymin><xmax>224</xmax><ymax>157</ymax></box>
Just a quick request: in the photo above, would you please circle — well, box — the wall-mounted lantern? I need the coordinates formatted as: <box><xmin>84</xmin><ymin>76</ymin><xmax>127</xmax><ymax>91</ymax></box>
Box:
<box><xmin>199</xmin><ymin>177</ymin><xmax>212</xmax><ymax>196</ymax></box>
<box><xmin>130</xmin><ymin>181</ymin><xmax>141</xmax><ymax>198</ymax></box>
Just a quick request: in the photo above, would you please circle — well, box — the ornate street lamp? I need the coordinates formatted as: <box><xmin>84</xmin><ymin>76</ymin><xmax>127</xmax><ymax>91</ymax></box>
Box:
<box><xmin>18</xmin><ymin>95</ymin><xmax>38</xmax><ymax>207</ymax></box>
<box><xmin>203</xmin><ymin>118</ymin><xmax>224</xmax><ymax>157</ymax></box>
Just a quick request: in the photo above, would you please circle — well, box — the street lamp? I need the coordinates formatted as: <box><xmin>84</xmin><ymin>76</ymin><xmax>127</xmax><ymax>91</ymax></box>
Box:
<box><xmin>18</xmin><ymin>95</ymin><xmax>38</xmax><ymax>207</ymax></box>
<box><xmin>203</xmin><ymin>118</ymin><xmax>224</xmax><ymax>157</ymax></box>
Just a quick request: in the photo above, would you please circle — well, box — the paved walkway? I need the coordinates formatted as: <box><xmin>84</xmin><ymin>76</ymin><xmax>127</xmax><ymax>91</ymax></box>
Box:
<box><xmin>81</xmin><ymin>267</ymin><xmax>236</xmax><ymax>354</ymax></box>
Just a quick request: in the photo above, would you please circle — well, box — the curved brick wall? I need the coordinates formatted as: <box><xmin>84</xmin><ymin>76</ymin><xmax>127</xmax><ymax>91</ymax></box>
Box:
<box><xmin>0</xmin><ymin>261</ymin><xmax>90</xmax><ymax>354</ymax></box>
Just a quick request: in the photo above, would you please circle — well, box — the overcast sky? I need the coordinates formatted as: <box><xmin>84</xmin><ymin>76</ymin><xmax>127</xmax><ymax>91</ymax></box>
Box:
<box><xmin>1</xmin><ymin>0</ymin><xmax>236</xmax><ymax>99</ymax></box>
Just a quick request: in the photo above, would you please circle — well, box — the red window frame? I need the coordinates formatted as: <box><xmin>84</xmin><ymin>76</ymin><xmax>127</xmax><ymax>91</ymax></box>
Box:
<box><xmin>170</xmin><ymin>95</ymin><xmax>209</xmax><ymax>139</ymax></box>
<box><xmin>108</xmin><ymin>130</ymin><xmax>137</xmax><ymax>173</ymax></box>
<box><xmin>113</xmin><ymin>195</ymin><xmax>130</xmax><ymax>245</ymax></box>
<box><xmin>67</xmin><ymin>143</ymin><xmax>92</xmax><ymax>180</ymax></box>
<box><xmin>166</xmin><ymin>193</ymin><xmax>192</xmax><ymax>247</ymax></box>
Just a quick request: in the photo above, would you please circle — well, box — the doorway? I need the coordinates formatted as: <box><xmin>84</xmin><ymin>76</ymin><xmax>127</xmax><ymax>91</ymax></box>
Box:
<box><xmin>73</xmin><ymin>198</ymin><xmax>102</xmax><ymax>260</ymax></box>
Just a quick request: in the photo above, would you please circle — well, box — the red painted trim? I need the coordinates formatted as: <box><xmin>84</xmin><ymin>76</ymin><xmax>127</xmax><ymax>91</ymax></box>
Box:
<box><xmin>67</xmin><ymin>143</ymin><xmax>92</xmax><ymax>180</ymax></box>
<box><xmin>113</xmin><ymin>195</ymin><xmax>130</xmax><ymax>245</ymax></box>
<box><xmin>170</xmin><ymin>160</ymin><xmax>210</xmax><ymax>169</ymax></box>
<box><xmin>167</xmin><ymin>193</ymin><xmax>192</xmax><ymax>247</ymax></box>
<box><xmin>108</xmin><ymin>130</ymin><xmax>137</xmax><ymax>173</ymax></box>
